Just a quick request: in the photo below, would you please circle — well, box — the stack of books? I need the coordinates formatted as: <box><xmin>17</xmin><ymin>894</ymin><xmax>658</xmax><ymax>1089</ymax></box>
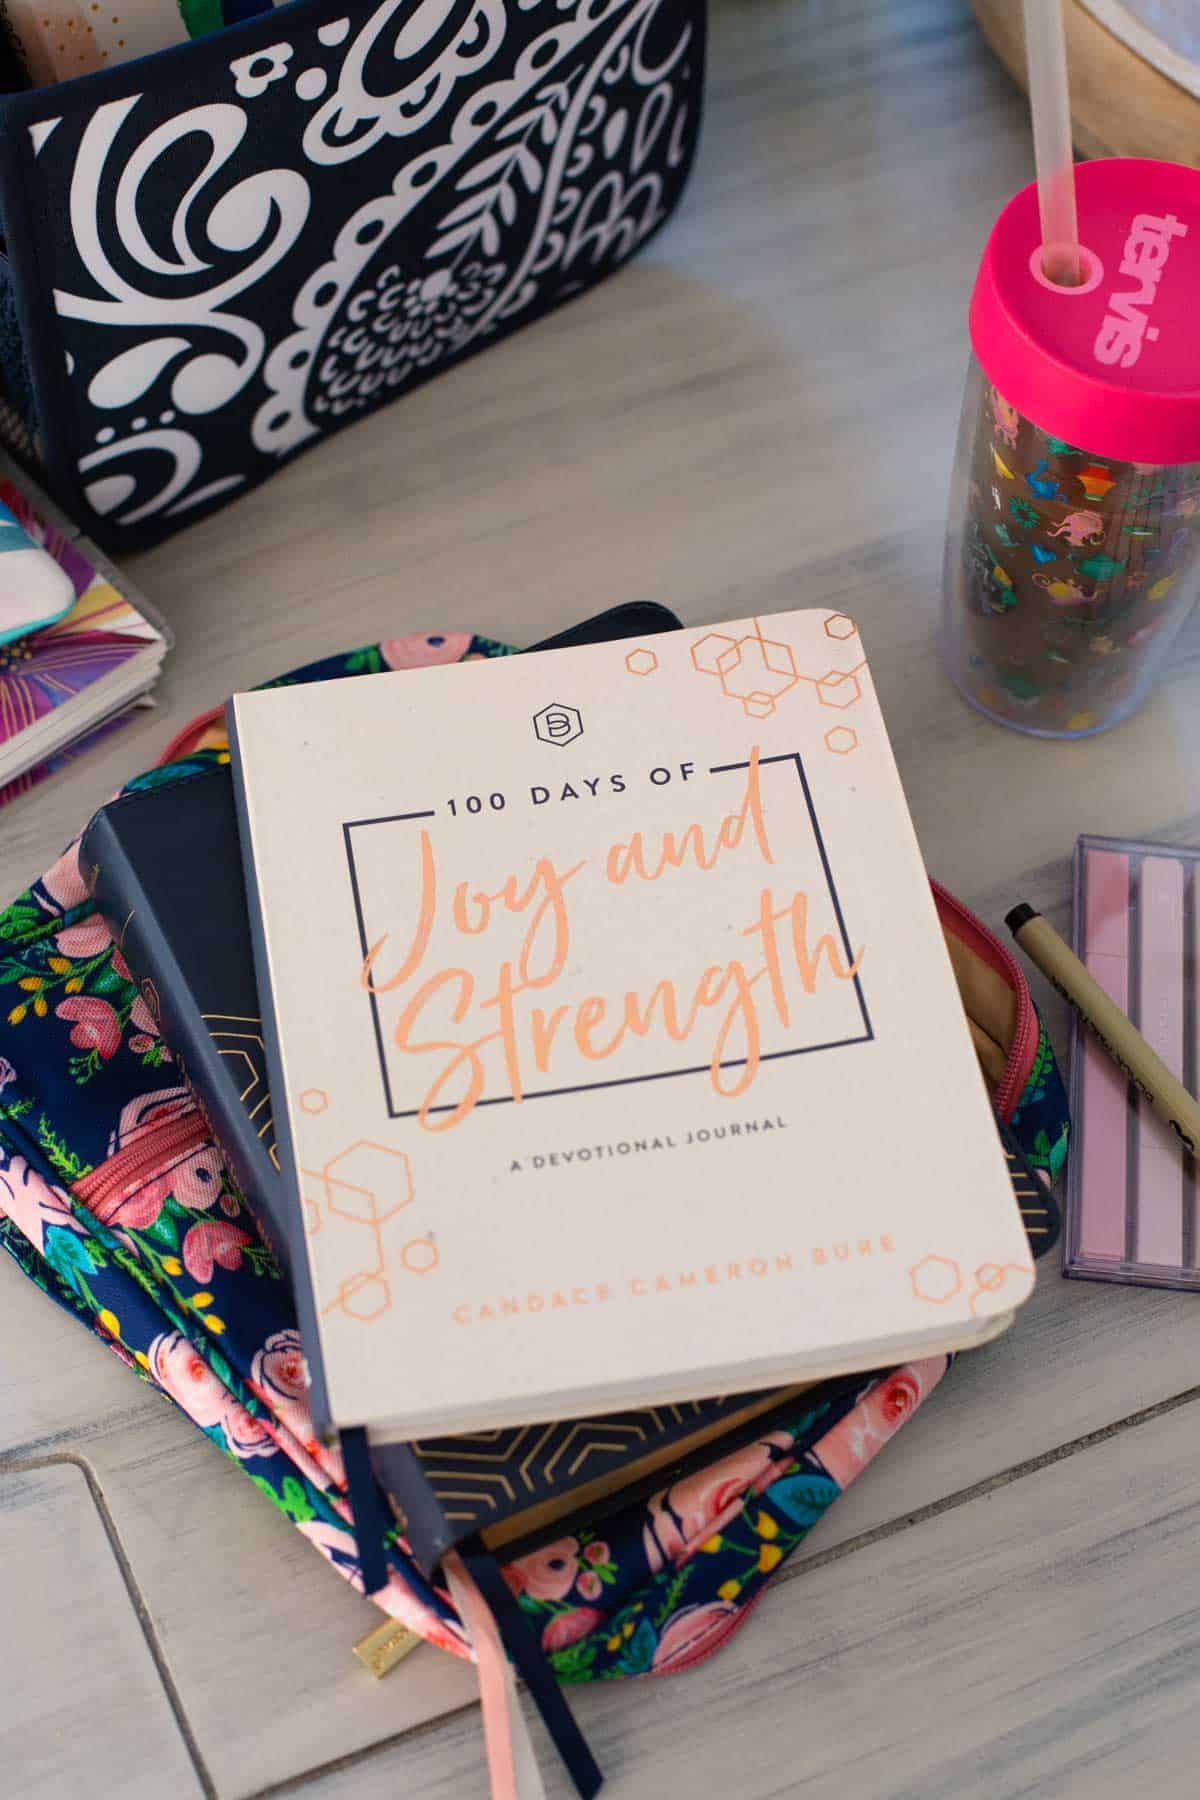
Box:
<box><xmin>0</xmin><ymin>456</ymin><xmax>169</xmax><ymax>807</ymax></box>
<box><xmin>80</xmin><ymin>604</ymin><xmax>1034</xmax><ymax>1785</ymax></box>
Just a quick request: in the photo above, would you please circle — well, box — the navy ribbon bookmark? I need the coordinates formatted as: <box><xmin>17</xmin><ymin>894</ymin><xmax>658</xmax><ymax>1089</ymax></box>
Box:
<box><xmin>341</xmin><ymin>1426</ymin><xmax>392</xmax><ymax>1595</ymax></box>
<box><xmin>463</xmin><ymin>1545</ymin><xmax>604</xmax><ymax>1799</ymax></box>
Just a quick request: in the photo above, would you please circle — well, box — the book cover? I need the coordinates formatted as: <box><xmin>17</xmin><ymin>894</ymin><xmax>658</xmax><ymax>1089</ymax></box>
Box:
<box><xmin>76</xmin><ymin>605</ymin><xmax>684</xmax><ymax>1282</ymax></box>
<box><xmin>228</xmin><ymin>610</ymin><xmax>1036</xmax><ymax>1443</ymax></box>
<box><xmin>79</xmin><ymin>769</ymin><xmax>295</xmax><ymax>1274</ymax></box>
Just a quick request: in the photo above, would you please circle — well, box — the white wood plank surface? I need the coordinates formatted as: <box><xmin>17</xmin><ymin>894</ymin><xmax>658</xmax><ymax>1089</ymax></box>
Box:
<box><xmin>85</xmin><ymin>1411</ymin><xmax>480</xmax><ymax>1798</ymax></box>
<box><xmin>0</xmin><ymin>1263</ymin><xmax>479</xmax><ymax>1795</ymax></box>
<box><xmin>2</xmin><ymin>2</ymin><xmax>1198</xmax><ymax>1796</ymax></box>
<box><xmin>303</xmin><ymin>1396</ymin><xmax>1200</xmax><ymax>1800</ymax></box>
<box><xmin>0</xmin><ymin>1461</ymin><xmax>204</xmax><ymax>1798</ymax></box>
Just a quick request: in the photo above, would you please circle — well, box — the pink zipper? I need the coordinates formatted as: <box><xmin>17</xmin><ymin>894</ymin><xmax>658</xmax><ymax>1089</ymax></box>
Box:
<box><xmin>930</xmin><ymin>879</ymin><xmax>1039</xmax><ymax>1121</ymax></box>
<box><xmin>74</xmin><ymin>1110</ymin><xmax>210</xmax><ymax>1213</ymax></box>
<box><xmin>157</xmin><ymin>704</ymin><xmax>225</xmax><ymax>767</ymax></box>
<box><xmin>646</xmin><ymin>1580</ymin><xmax>768</xmax><ymax>1680</ymax></box>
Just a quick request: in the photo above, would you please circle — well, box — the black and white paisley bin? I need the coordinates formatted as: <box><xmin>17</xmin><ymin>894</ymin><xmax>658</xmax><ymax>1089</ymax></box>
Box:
<box><xmin>0</xmin><ymin>0</ymin><xmax>705</xmax><ymax>550</ymax></box>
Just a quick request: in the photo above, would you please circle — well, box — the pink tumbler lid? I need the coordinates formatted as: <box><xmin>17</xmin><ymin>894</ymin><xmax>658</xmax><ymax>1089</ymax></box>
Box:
<box><xmin>970</xmin><ymin>158</ymin><xmax>1200</xmax><ymax>466</ymax></box>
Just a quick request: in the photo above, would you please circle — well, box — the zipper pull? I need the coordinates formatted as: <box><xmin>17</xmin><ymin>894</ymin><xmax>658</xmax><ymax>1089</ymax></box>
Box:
<box><xmin>353</xmin><ymin>1618</ymin><xmax>422</xmax><ymax>1678</ymax></box>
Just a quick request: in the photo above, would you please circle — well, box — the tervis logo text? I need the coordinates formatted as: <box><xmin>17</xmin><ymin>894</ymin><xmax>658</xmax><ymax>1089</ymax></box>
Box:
<box><xmin>1093</xmin><ymin>212</ymin><xmax>1188</xmax><ymax>370</ymax></box>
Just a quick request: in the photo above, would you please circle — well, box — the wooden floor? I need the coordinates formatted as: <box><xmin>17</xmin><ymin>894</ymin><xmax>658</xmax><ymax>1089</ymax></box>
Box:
<box><xmin>4</xmin><ymin>2</ymin><xmax>1200</xmax><ymax>1795</ymax></box>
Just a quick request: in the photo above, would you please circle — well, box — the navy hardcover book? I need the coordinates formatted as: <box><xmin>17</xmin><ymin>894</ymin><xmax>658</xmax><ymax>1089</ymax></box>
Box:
<box><xmin>80</xmin><ymin>765</ymin><xmax>293</xmax><ymax>1269</ymax></box>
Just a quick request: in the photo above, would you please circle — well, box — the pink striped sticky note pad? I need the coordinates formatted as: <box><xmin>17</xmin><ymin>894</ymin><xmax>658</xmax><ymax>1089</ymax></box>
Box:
<box><xmin>1067</xmin><ymin>835</ymin><xmax>1200</xmax><ymax>1290</ymax></box>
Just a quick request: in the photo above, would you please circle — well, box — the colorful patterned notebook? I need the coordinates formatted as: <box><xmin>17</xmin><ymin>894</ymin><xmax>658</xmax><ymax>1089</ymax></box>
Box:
<box><xmin>0</xmin><ymin>462</ymin><xmax>169</xmax><ymax>804</ymax></box>
<box><xmin>229</xmin><ymin>610</ymin><xmax>1035</xmax><ymax>1445</ymax></box>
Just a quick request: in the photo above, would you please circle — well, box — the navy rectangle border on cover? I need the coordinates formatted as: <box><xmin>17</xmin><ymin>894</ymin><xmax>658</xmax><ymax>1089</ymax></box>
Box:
<box><xmin>342</xmin><ymin>751</ymin><xmax>873</xmax><ymax>1121</ymax></box>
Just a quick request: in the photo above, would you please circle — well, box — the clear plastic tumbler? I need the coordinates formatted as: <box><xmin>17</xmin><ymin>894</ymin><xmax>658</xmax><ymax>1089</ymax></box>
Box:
<box><xmin>944</xmin><ymin>158</ymin><xmax>1200</xmax><ymax>737</ymax></box>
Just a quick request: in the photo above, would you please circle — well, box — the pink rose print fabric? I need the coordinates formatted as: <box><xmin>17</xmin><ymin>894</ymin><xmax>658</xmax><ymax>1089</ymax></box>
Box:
<box><xmin>182</xmin><ymin>1219</ymin><xmax>254</xmax><ymax>1282</ymax></box>
<box><xmin>148</xmin><ymin>1330</ymin><xmax>230</xmax><ymax>1430</ymax></box>
<box><xmin>641</xmin><ymin>1432</ymin><xmax>795</xmax><ymax>1574</ymax></box>
<box><xmin>651</xmin><ymin>1601</ymin><xmax>741</xmax><ymax>1673</ymax></box>
<box><xmin>380</xmin><ymin>632</ymin><xmax>472</xmax><ymax>670</ymax></box>
<box><xmin>0</xmin><ymin>1154</ymin><xmax>86</xmax><ymax>1254</ymax></box>
<box><xmin>247</xmin><ymin>1327</ymin><xmax>344</xmax><ymax>1484</ymax></box>
<box><xmin>55</xmin><ymin>995</ymin><xmax>121</xmax><ymax>1059</ymax></box>
<box><xmin>814</xmin><ymin>1360</ymin><xmax>946</xmax><ymax>1487</ymax></box>
<box><xmin>38</xmin><ymin>842</ymin><xmax>89</xmax><ymax>913</ymax></box>
<box><xmin>542</xmin><ymin>1607</ymin><xmax>605</xmax><ymax>1654</ymax></box>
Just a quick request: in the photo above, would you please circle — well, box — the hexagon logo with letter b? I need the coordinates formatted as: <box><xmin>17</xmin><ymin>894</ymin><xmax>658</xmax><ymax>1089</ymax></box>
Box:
<box><xmin>533</xmin><ymin>702</ymin><xmax>583</xmax><ymax>747</ymax></box>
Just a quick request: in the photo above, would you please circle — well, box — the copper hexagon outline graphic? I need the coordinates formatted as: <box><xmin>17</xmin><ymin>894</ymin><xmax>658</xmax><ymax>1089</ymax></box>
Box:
<box><xmin>299</xmin><ymin>1129</ymin><xmax>438</xmax><ymax>1323</ymax></box>
<box><xmin>690</xmin><ymin>617</ymin><xmax>867</xmax><ymax>720</ymax></box>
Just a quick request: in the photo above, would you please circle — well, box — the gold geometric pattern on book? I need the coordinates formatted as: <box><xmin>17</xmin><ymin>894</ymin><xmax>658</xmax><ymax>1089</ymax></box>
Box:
<box><xmin>1004</xmin><ymin>1141</ymin><xmax>1055</xmax><ymax>1241</ymax></box>
<box><xmin>201</xmin><ymin>1012</ymin><xmax>280</xmax><ymax>1171</ymax></box>
<box><xmin>411</xmin><ymin>1404</ymin><xmax>725</xmax><ymax>1522</ymax></box>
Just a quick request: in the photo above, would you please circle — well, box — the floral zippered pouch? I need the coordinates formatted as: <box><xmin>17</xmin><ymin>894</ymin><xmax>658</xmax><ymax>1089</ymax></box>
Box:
<box><xmin>0</xmin><ymin>627</ymin><xmax>1069</xmax><ymax>1790</ymax></box>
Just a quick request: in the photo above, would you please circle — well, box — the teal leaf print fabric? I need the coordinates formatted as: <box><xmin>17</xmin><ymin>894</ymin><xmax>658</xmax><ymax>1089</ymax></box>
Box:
<box><xmin>1010</xmin><ymin>1020</ymin><xmax>1070</xmax><ymax>1179</ymax></box>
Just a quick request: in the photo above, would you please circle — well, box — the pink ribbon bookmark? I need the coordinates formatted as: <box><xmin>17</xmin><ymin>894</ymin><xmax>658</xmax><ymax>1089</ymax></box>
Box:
<box><xmin>444</xmin><ymin>1552</ymin><xmax>548</xmax><ymax>1800</ymax></box>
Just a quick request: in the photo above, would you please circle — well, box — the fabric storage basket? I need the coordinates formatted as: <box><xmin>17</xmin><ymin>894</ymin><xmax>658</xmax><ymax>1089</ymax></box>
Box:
<box><xmin>0</xmin><ymin>0</ymin><xmax>705</xmax><ymax>551</ymax></box>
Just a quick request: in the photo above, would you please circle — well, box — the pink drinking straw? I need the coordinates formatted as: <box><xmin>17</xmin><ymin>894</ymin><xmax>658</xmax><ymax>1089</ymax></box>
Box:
<box><xmin>1022</xmin><ymin>0</ymin><xmax>1081</xmax><ymax>286</ymax></box>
